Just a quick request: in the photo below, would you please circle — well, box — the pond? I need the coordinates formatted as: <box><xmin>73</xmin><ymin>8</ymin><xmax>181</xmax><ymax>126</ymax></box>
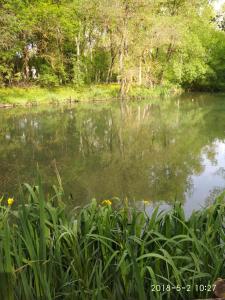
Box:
<box><xmin>1</xmin><ymin>93</ymin><xmax>225</xmax><ymax>214</ymax></box>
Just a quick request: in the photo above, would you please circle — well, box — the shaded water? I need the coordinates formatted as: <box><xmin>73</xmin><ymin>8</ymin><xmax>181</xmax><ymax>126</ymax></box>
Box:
<box><xmin>1</xmin><ymin>94</ymin><xmax>225</xmax><ymax>213</ymax></box>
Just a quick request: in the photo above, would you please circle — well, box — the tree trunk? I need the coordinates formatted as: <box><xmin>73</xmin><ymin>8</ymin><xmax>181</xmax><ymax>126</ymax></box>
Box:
<box><xmin>23</xmin><ymin>46</ymin><xmax>29</xmax><ymax>80</ymax></box>
<box><xmin>138</xmin><ymin>58</ymin><xmax>142</xmax><ymax>85</ymax></box>
<box><xmin>75</xmin><ymin>35</ymin><xmax>80</xmax><ymax>59</ymax></box>
<box><xmin>107</xmin><ymin>31</ymin><xmax>117</xmax><ymax>83</ymax></box>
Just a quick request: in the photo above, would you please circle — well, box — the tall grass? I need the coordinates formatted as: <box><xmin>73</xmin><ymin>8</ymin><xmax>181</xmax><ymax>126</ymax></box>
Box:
<box><xmin>0</xmin><ymin>84</ymin><xmax>180</xmax><ymax>105</ymax></box>
<box><xmin>0</xmin><ymin>85</ymin><xmax>119</xmax><ymax>105</ymax></box>
<box><xmin>0</xmin><ymin>183</ymin><xmax>224</xmax><ymax>299</ymax></box>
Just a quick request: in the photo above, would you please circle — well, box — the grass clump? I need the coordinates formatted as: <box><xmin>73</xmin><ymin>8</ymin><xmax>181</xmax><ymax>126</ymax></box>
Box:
<box><xmin>0</xmin><ymin>183</ymin><xmax>224</xmax><ymax>299</ymax></box>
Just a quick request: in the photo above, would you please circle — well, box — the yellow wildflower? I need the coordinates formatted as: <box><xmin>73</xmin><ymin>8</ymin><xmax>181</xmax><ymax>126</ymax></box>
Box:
<box><xmin>143</xmin><ymin>200</ymin><xmax>150</xmax><ymax>205</ymax></box>
<box><xmin>7</xmin><ymin>198</ymin><xmax>14</xmax><ymax>206</ymax></box>
<box><xmin>101</xmin><ymin>200</ymin><xmax>112</xmax><ymax>206</ymax></box>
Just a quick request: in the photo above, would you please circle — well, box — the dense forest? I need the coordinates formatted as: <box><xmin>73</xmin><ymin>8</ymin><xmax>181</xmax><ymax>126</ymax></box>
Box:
<box><xmin>1</xmin><ymin>0</ymin><xmax>225</xmax><ymax>95</ymax></box>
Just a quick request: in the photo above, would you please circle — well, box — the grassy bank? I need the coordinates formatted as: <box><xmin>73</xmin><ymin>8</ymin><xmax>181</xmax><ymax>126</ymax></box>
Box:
<box><xmin>0</xmin><ymin>84</ymin><xmax>181</xmax><ymax>106</ymax></box>
<box><xmin>0</xmin><ymin>182</ymin><xmax>224</xmax><ymax>299</ymax></box>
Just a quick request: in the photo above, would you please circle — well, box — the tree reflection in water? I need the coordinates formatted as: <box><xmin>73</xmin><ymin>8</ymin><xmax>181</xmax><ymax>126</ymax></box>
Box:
<box><xmin>0</xmin><ymin>94</ymin><xmax>225</xmax><ymax>212</ymax></box>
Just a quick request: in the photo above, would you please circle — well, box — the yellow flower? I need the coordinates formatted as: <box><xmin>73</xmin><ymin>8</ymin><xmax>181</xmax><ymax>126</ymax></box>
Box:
<box><xmin>101</xmin><ymin>200</ymin><xmax>112</xmax><ymax>206</ymax></box>
<box><xmin>143</xmin><ymin>200</ymin><xmax>150</xmax><ymax>205</ymax></box>
<box><xmin>7</xmin><ymin>198</ymin><xmax>14</xmax><ymax>206</ymax></box>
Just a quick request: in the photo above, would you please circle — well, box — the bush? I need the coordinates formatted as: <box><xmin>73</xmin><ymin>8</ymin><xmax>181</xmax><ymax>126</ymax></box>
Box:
<box><xmin>38</xmin><ymin>65</ymin><xmax>60</xmax><ymax>87</ymax></box>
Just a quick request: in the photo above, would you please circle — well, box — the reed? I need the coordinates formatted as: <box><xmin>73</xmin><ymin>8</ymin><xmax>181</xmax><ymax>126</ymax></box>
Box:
<box><xmin>0</xmin><ymin>183</ymin><xmax>224</xmax><ymax>300</ymax></box>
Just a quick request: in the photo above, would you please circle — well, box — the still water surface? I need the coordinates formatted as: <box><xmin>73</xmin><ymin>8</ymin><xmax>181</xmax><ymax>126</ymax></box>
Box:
<box><xmin>1</xmin><ymin>94</ymin><xmax>225</xmax><ymax>213</ymax></box>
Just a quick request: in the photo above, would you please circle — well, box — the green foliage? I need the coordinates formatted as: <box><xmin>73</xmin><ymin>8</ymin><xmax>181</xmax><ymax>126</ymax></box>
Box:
<box><xmin>0</xmin><ymin>183</ymin><xmax>224</xmax><ymax>299</ymax></box>
<box><xmin>0</xmin><ymin>0</ymin><xmax>225</xmax><ymax>92</ymax></box>
<box><xmin>72</xmin><ymin>59</ymin><xmax>86</xmax><ymax>86</ymax></box>
<box><xmin>0</xmin><ymin>85</ymin><xmax>121</xmax><ymax>104</ymax></box>
<box><xmin>38</xmin><ymin>65</ymin><xmax>60</xmax><ymax>87</ymax></box>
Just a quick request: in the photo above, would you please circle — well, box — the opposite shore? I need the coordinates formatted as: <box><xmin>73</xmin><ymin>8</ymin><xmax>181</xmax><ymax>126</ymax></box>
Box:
<box><xmin>0</xmin><ymin>84</ymin><xmax>183</xmax><ymax>108</ymax></box>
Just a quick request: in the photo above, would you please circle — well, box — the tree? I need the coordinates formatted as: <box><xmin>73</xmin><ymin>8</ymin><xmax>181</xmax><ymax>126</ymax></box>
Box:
<box><xmin>0</xmin><ymin>0</ymin><xmax>224</xmax><ymax>93</ymax></box>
